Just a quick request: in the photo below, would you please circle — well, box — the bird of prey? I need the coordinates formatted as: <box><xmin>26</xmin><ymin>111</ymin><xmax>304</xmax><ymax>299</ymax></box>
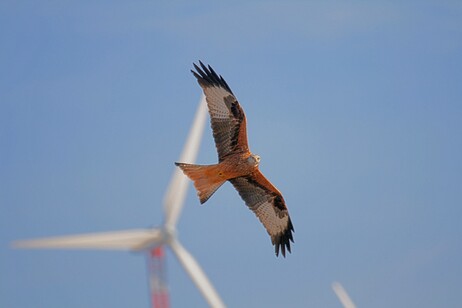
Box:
<box><xmin>176</xmin><ymin>61</ymin><xmax>294</xmax><ymax>257</ymax></box>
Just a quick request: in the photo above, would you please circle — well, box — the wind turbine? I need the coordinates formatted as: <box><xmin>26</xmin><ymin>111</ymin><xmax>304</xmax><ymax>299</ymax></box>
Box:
<box><xmin>332</xmin><ymin>281</ymin><xmax>356</xmax><ymax>308</ymax></box>
<box><xmin>13</xmin><ymin>95</ymin><xmax>225</xmax><ymax>308</ymax></box>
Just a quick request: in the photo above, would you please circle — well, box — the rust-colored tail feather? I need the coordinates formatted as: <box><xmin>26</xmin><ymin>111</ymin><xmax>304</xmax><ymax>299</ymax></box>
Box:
<box><xmin>175</xmin><ymin>162</ymin><xmax>226</xmax><ymax>204</ymax></box>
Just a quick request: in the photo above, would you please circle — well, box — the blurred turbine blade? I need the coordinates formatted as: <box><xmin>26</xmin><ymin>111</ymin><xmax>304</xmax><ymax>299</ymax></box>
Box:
<box><xmin>332</xmin><ymin>282</ymin><xmax>356</xmax><ymax>308</ymax></box>
<box><xmin>13</xmin><ymin>229</ymin><xmax>163</xmax><ymax>251</ymax></box>
<box><xmin>169</xmin><ymin>238</ymin><xmax>225</xmax><ymax>308</ymax></box>
<box><xmin>164</xmin><ymin>95</ymin><xmax>207</xmax><ymax>228</ymax></box>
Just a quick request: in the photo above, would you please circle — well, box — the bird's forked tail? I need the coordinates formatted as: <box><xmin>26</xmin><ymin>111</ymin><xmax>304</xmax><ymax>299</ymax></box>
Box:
<box><xmin>175</xmin><ymin>162</ymin><xmax>226</xmax><ymax>204</ymax></box>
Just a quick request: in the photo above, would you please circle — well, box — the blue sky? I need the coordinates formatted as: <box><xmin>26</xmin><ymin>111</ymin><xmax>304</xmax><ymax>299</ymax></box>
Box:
<box><xmin>1</xmin><ymin>1</ymin><xmax>461</xmax><ymax>307</ymax></box>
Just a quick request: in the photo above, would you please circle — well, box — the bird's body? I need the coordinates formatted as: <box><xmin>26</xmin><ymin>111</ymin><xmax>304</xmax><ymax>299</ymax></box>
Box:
<box><xmin>176</xmin><ymin>152</ymin><xmax>260</xmax><ymax>204</ymax></box>
<box><xmin>176</xmin><ymin>62</ymin><xmax>294</xmax><ymax>257</ymax></box>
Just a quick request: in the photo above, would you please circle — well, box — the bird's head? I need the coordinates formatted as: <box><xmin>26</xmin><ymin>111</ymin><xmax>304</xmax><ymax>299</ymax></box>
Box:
<box><xmin>248</xmin><ymin>154</ymin><xmax>261</xmax><ymax>167</ymax></box>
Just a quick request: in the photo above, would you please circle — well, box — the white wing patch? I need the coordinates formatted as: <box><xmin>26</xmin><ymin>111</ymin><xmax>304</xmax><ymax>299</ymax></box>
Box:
<box><xmin>254</xmin><ymin>202</ymin><xmax>290</xmax><ymax>236</ymax></box>
<box><xmin>204</xmin><ymin>86</ymin><xmax>235</xmax><ymax>120</ymax></box>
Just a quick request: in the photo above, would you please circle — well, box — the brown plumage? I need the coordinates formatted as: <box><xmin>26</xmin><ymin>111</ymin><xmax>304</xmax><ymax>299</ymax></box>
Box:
<box><xmin>175</xmin><ymin>61</ymin><xmax>294</xmax><ymax>257</ymax></box>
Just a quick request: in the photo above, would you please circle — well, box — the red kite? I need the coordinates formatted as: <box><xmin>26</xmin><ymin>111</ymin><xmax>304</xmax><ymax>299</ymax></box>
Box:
<box><xmin>176</xmin><ymin>62</ymin><xmax>294</xmax><ymax>257</ymax></box>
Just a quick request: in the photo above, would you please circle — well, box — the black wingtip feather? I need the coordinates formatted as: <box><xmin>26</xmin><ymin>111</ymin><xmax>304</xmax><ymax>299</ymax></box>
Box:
<box><xmin>191</xmin><ymin>61</ymin><xmax>234</xmax><ymax>95</ymax></box>
<box><xmin>274</xmin><ymin>217</ymin><xmax>295</xmax><ymax>258</ymax></box>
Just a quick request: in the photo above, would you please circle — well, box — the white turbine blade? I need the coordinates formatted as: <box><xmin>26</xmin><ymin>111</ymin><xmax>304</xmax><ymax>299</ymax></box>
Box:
<box><xmin>164</xmin><ymin>95</ymin><xmax>207</xmax><ymax>228</ymax></box>
<box><xmin>332</xmin><ymin>282</ymin><xmax>356</xmax><ymax>308</ymax></box>
<box><xmin>13</xmin><ymin>229</ymin><xmax>163</xmax><ymax>251</ymax></box>
<box><xmin>169</xmin><ymin>238</ymin><xmax>225</xmax><ymax>308</ymax></box>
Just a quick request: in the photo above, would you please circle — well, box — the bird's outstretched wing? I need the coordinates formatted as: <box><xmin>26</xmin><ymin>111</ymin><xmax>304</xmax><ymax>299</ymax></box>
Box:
<box><xmin>191</xmin><ymin>61</ymin><xmax>249</xmax><ymax>162</ymax></box>
<box><xmin>229</xmin><ymin>171</ymin><xmax>294</xmax><ymax>257</ymax></box>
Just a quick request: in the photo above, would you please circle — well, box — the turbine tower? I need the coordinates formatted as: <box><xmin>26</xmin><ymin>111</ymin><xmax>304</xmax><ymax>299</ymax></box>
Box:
<box><xmin>13</xmin><ymin>95</ymin><xmax>225</xmax><ymax>308</ymax></box>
